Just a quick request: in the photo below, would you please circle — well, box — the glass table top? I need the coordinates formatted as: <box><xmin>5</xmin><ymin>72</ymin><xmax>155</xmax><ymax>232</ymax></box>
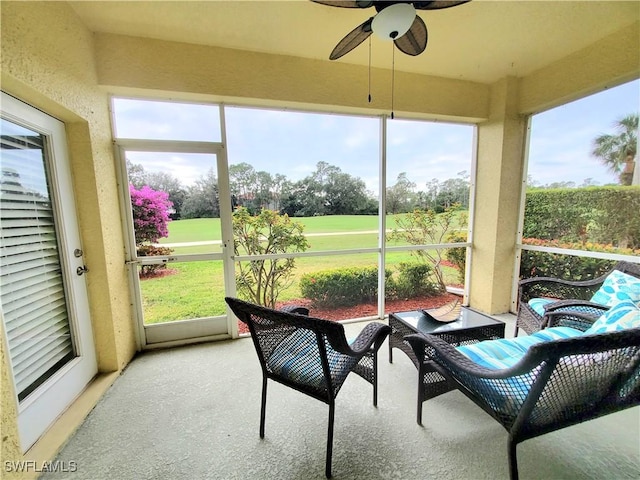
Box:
<box><xmin>391</xmin><ymin>307</ymin><xmax>503</xmax><ymax>335</ymax></box>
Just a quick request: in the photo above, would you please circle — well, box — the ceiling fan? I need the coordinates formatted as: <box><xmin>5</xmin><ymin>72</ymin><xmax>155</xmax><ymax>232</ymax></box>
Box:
<box><xmin>312</xmin><ymin>1</ymin><xmax>471</xmax><ymax>60</ymax></box>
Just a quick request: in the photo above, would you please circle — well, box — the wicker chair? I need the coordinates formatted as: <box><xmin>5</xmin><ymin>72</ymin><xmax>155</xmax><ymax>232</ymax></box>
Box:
<box><xmin>515</xmin><ymin>260</ymin><xmax>640</xmax><ymax>336</ymax></box>
<box><xmin>405</xmin><ymin>309</ymin><xmax>640</xmax><ymax>480</ymax></box>
<box><xmin>225</xmin><ymin>297</ymin><xmax>391</xmax><ymax>478</ymax></box>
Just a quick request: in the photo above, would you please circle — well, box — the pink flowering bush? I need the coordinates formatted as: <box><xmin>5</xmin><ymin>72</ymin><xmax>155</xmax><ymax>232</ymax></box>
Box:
<box><xmin>129</xmin><ymin>184</ymin><xmax>173</xmax><ymax>245</ymax></box>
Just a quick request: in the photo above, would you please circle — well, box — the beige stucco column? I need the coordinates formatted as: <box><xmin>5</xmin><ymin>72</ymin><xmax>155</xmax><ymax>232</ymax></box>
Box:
<box><xmin>469</xmin><ymin>77</ymin><xmax>527</xmax><ymax>314</ymax></box>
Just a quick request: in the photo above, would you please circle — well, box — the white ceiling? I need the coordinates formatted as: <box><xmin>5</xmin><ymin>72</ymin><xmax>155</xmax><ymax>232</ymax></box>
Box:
<box><xmin>70</xmin><ymin>0</ymin><xmax>640</xmax><ymax>84</ymax></box>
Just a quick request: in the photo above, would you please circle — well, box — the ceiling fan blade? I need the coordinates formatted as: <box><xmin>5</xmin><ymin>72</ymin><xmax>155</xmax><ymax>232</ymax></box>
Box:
<box><xmin>311</xmin><ymin>1</ymin><xmax>373</xmax><ymax>8</ymax></box>
<box><xmin>413</xmin><ymin>1</ymin><xmax>471</xmax><ymax>10</ymax></box>
<box><xmin>394</xmin><ymin>15</ymin><xmax>427</xmax><ymax>56</ymax></box>
<box><xmin>330</xmin><ymin>18</ymin><xmax>373</xmax><ymax>60</ymax></box>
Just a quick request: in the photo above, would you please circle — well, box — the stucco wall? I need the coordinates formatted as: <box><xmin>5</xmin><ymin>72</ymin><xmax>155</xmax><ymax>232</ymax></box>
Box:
<box><xmin>519</xmin><ymin>21</ymin><xmax>640</xmax><ymax>114</ymax></box>
<box><xmin>1</xmin><ymin>1</ymin><xmax>136</xmax><ymax>473</ymax></box>
<box><xmin>471</xmin><ymin>77</ymin><xmax>527</xmax><ymax>313</ymax></box>
<box><xmin>93</xmin><ymin>32</ymin><xmax>490</xmax><ymax>122</ymax></box>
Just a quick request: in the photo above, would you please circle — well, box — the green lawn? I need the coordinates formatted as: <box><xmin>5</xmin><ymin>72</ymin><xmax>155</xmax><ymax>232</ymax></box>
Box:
<box><xmin>141</xmin><ymin>214</ymin><xmax>465</xmax><ymax>324</ymax></box>
<box><xmin>159</xmin><ymin>214</ymin><xmax>409</xmax><ymax>243</ymax></box>
<box><xmin>159</xmin><ymin>218</ymin><xmax>222</xmax><ymax>242</ymax></box>
<box><xmin>140</xmin><ymin>261</ymin><xmax>227</xmax><ymax>323</ymax></box>
<box><xmin>158</xmin><ymin>214</ymin><xmax>457</xmax><ymax>254</ymax></box>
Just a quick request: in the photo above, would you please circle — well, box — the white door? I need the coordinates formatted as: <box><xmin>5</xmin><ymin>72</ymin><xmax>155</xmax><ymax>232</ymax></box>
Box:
<box><xmin>0</xmin><ymin>92</ymin><xmax>97</xmax><ymax>451</ymax></box>
<box><xmin>117</xmin><ymin>144</ymin><xmax>235</xmax><ymax>346</ymax></box>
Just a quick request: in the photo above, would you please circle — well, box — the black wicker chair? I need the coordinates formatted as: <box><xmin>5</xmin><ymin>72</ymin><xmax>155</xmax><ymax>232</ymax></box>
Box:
<box><xmin>515</xmin><ymin>260</ymin><xmax>640</xmax><ymax>336</ymax></box>
<box><xmin>406</xmin><ymin>309</ymin><xmax>640</xmax><ymax>480</ymax></box>
<box><xmin>225</xmin><ymin>297</ymin><xmax>391</xmax><ymax>478</ymax></box>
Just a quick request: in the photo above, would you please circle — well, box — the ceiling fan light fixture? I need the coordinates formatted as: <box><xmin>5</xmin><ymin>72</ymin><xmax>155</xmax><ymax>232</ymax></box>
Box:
<box><xmin>372</xmin><ymin>3</ymin><xmax>416</xmax><ymax>40</ymax></box>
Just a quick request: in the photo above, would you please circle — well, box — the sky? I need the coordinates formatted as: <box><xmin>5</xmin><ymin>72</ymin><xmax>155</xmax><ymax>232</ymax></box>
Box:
<box><xmin>114</xmin><ymin>78</ymin><xmax>639</xmax><ymax>194</ymax></box>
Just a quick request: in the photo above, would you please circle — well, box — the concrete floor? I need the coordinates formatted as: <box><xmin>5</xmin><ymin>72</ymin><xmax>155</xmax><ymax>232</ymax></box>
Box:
<box><xmin>43</xmin><ymin>314</ymin><xmax>640</xmax><ymax>480</ymax></box>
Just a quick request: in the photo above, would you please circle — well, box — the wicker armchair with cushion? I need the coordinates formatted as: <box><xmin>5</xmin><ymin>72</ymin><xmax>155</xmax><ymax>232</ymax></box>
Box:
<box><xmin>515</xmin><ymin>260</ymin><xmax>640</xmax><ymax>336</ymax></box>
<box><xmin>406</xmin><ymin>300</ymin><xmax>640</xmax><ymax>480</ymax></box>
<box><xmin>225</xmin><ymin>297</ymin><xmax>391</xmax><ymax>478</ymax></box>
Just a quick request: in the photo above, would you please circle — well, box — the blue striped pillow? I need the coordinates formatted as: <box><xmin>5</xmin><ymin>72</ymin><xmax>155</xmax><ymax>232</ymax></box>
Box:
<box><xmin>456</xmin><ymin>327</ymin><xmax>583</xmax><ymax>370</ymax></box>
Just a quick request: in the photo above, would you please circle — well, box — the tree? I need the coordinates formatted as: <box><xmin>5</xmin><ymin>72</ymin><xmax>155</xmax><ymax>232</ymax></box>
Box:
<box><xmin>271</xmin><ymin>173</ymin><xmax>289</xmax><ymax>212</ymax></box>
<box><xmin>387</xmin><ymin>204</ymin><xmax>468</xmax><ymax>291</ymax></box>
<box><xmin>233</xmin><ymin>207</ymin><xmax>310</xmax><ymax>308</ymax></box>
<box><xmin>279</xmin><ymin>182</ymin><xmax>308</xmax><ymax>217</ymax></box>
<box><xmin>126</xmin><ymin>160</ymin><xmax>146</xmax><ymax>188</ymax></box>
<box><xmin>436</xmin><ymin>171</ymin><xmax>470</xmax><ymax>210</ymax></box>
<box><xmin>129</xmin><ymin>184</ymin><xmax>173</xmax><ymax>244</ymax></box>
<box><xmin>545</xmin><ymin>181</ymin><xmax>576</xmax><ymax>189</ymax></box>
<box><xmin>229</xmin><ymin>162</ymin><xmax>257</xmax><ymax>208</ymax></box>
<box><xmin>592</xmin><ymin>113</ymin><xmax>638</xmax><ymax>186</ymax></box>
<box><xmin>324</xmin><ymin>170</ymin><xmax>373</xmax><ymax>215</ymax></box>
<box><xmin>386</xmin><ymin>172</ymin><xmax>416</xmax><ymax>214</ymax></box>
<box><xmin>144</xmin><ymin>171</ymin><xmax>186</xmax><ymax>219</ymax></box>
<box><xmin>254</xmin><ymin>170</ymin><xmax>275</xmax><ymax>211</ymax></box>
<box><xmin>181</xmin><ymin>168</ymin><xmax>220</xmax><ymax>218</ymax></box>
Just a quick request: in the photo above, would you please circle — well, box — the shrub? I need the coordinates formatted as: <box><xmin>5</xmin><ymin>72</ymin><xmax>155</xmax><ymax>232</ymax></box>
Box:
<box><xmin>393</xmin><ymin>262</ymin><xmax>441</xmax><ymax>298</ymax></box>
<box><xmin>519</xmin><ymin>238</ymin><xmax>640</xmax><ymax>281</ymax></box>
<box><xmin>300</xmin><ymin>263</ymin><xmax>445</xmax><ymax>307</ymax></box>
<box><xmin>129</xmin><ymin>184</ymin><xmax>173</xmax><ymax>244</ymax></box>
<box><xmin>387</xmin><ymin>204</ymin><xmax>468</xmax><ymax>291</ymax></box>
<box><xmin>445</xmin><ymin>232</ymin><xmax>467</xmax><ymax>285</ymax></box>
<box><xmin>524</xmin><ymin>187</ymin><xmax>640</xmax><ymax>248</ymax></box>
<box><xmin>300</xmin><ymin>266</ymin><xmax>384</xmax><ymax>307</ymax></box>
<box><xmin>233</xmin><ymin>207</ymin><xmax>309</xmax><ymax>308</ymax></box>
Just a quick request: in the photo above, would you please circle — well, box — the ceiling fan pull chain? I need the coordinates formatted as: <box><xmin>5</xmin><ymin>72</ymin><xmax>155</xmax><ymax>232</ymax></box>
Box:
<box><xmin>368</xmin><ymin>36</ymin><xmax>372</xmax><ymax>103</ymax></box>
<box><xmin>391</xmin><ymin>44</ymin><xmax>395</xmax><ymax>119</ymax></box>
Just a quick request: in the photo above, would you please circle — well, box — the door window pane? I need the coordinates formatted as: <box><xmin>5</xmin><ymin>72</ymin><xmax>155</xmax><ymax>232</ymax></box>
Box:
<box><xmin>126</xmin><ymin>151</ymin><xmax>222</xmax><ymax>256</ymax></box>
<box><xmin>0</xmin><ymin>118</ymin><xmax>75</xmax><ymax>400</ymax></box>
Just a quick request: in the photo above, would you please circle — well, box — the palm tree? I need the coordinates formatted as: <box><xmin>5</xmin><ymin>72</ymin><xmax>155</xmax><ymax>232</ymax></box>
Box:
<box><xmin>591</xmin><ymin>113</ymin><xmax>638</xmax><ymax>186</ymax></box>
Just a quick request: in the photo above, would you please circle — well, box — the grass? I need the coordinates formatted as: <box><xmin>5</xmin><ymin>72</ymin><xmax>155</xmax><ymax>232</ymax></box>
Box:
<box><xmin>141</xmin><ymin>215</ymin><xmax>465</xmax><ymax>324</ymax></box>
<box><xmin>158</xmin><ymin>214</ymin><xmax>420</xmax><ymax>241</ymax></box>
<box><xmin>140</xmin><ymin>261</ymin><xmax>226</xmax><ymax>323</ymax></box>
<box><xmin>158</xmin><ymin>213</ymin><xmax>462</xmax><ymax>254</ymax></box>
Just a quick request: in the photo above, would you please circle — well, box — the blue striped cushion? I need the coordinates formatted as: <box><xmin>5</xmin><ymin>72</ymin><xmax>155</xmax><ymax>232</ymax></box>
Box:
<box><xmin>528</xmin><ymin>298</ymin><xmax>554</xmax><ymax>316</ymax></box>
<box><xmin>455</xmin><ymin>327</ymin><xmax>584</xmax><ymax>412</ymax></box>
<box><xmin>456</xmin><ymin>327</ymin><xmax>583</xmax><ymax>370</ymax></box>
<box><xmin>528</xmin><ymin>297</ymin><xmax>595</xmax><ymax>317</ymax></box>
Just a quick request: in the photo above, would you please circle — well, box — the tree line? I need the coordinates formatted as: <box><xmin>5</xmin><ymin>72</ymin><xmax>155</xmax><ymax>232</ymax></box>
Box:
<box><xmin>127</xmin><ymin>160</ymin><xmax>473</xmax><ymax>219</ymax></box>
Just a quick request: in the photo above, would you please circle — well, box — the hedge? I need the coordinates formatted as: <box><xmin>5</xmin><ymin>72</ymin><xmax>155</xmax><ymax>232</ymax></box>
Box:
<box><xmin>300</xmin><ymin>266</ymin><xmax>383</xmax><ymax>307</ymax></box>
<box><xmin>524</xmin><ymin>186</ymin><xmax>640</xmax><ymax>248</ymax></box>
<box><xmin>300</xmin><ymin>262</ymin><xmax>441</xmax><ymax>307</ymax></box>
<box><xmin>519</xmin><ymin>238</ymin><xmax>639</xmax><ymax>280</ymax></box>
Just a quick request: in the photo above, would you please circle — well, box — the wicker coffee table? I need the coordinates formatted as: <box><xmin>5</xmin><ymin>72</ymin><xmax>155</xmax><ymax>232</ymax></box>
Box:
<box><xmin>389</xmin><ymin>307</ymin><xmax>505</xmax><ymax>424</ymax></box>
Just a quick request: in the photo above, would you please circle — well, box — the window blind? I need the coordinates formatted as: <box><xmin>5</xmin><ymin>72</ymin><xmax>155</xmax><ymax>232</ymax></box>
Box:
<box><xmin>1</xmin><ymin>127</ymin><xmax>75</xmax><ymax>401</ymax></box>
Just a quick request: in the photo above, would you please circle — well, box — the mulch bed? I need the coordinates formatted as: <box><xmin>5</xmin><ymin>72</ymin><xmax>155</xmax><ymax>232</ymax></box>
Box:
<box><xmin>236</xmin><ymin>292</ymin><xmax>462</xmax><ymax>335</ymax></box>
